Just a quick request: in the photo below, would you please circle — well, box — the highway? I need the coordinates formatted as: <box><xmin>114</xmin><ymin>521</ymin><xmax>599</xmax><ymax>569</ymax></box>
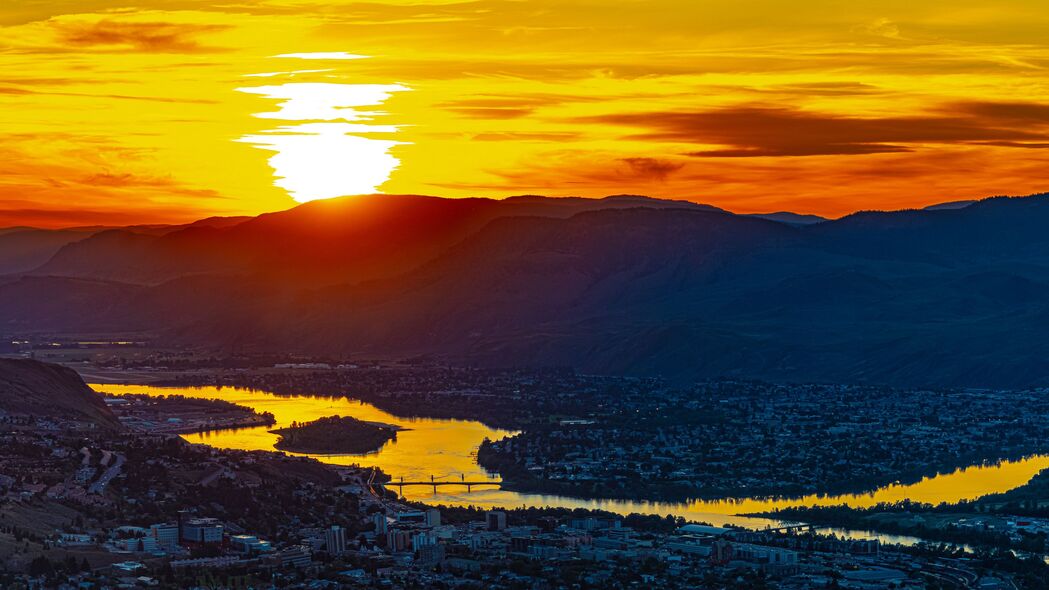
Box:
<box><xmin>88</xmin><ymin>452</ymin><xmax>125</xmax><ymax>494</ymax></box>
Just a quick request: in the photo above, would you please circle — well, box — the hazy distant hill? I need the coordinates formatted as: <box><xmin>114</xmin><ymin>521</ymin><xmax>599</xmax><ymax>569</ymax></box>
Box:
<box><xmin>0</xmin><ymin>228</ymin><xmax>98</xmax><ymax>275</ymax></box>
<box><xmin>924</xmin><ymin>200</ymin><xmax>976</xmax><ymax>211</ymax></box>
<box><xmin>747</xmin><ymin>212</ymin><xmax>827</xmax><ymax>225</ymax></box>
<box><xmin>4</xmin><ymin>192</ymin><xmax>1049</xmax><ymax>388</ymax></box>
<box><xmin>0</xmin><ymin>216</ymin><xmax>251</xmax><ymax>279</ymax></box>
<box><xmin>0</xmin><ymin>358</ymin><xmax>121</xmax><ymax>430</ymax></box>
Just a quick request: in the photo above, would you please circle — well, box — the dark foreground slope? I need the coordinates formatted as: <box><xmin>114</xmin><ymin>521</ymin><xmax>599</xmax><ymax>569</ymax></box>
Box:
<box><xmin>4</xmin><ymin>192</ymin><xmax>1049</xmax><ymax>388</ymax></box>
<box><xmin>0</xmin><ymin>358</ymin><xmax>121</xmax><ymax>430</ymax></box>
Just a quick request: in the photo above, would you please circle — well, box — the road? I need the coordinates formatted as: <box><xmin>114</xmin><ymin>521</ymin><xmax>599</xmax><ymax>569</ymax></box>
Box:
<box><xmin>89</xmin><ymin>452</ymin><xmax>125</xmax><ymax>494</ymax></box>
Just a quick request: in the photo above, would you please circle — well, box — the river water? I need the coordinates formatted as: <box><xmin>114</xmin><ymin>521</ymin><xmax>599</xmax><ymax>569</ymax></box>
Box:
<box><xmin>92</xmin><ymin>383</ymin><xmax>1049</xmax><ymax>545</ymax></box>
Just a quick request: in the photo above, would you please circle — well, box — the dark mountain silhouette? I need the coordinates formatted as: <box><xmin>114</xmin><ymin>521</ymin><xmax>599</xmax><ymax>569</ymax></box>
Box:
<box><xmin>29</xmin><ymin>194</ymin><xmax>712</xmax><ymax>286</ymax></box>
<box><xmin>3</xmin><ymin>192</ymin><xmax>1049</xmax><ymax>388</ymax></box>
<box><xmin>0</xmin><ymin>358</ymin><xmax>121</xmax><ymax>430</ymax></box>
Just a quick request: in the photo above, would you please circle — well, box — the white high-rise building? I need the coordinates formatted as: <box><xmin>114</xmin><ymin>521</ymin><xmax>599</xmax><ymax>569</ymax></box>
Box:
<box><xmin>486</xmin><ymin>511</ymin><xmax>507</xmax><ymax>531</ymax></box>
<box><xmin>373</xmin><ymin>512</ymin><xmax>388</xmax><ymax>535</ymax></box>
<box><xmin>326</xmin><ymin>525</ymin><xmax>347</xmax><ymax>555</ymax></box>
<box><xmin>150</xmin><ymin>523</ymin><xmax>179</xmax><ymax>550</ymax></box>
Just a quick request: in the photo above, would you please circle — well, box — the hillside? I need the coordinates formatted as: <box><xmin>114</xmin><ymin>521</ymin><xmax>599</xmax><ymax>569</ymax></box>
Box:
<box><xmin>4</xmin><ymin>192</ymin><xmax>1049</xmax><ymax>388</ymax></box>
<box><xmin>0</xmin><ymin>359</ymin><xmax>121</xmax><ymax>430</ymax></box>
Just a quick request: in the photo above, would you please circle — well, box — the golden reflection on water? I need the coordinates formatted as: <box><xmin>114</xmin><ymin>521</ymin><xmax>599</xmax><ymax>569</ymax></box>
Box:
<box><xmin>92</xmin><ymin>383</ymin><xmax>512</xmax><ymax>486</ymax></box>
<box><xmin>91</xmin><ymin>383</ymin><xmax>1049</xmax><ymax>531</ymax></box>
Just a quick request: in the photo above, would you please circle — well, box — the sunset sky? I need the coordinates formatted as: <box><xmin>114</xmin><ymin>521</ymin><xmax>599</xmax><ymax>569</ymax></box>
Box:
<box><xmin>3</xmin><ymin>0</ymin><xmax>1049</xmax><ymax>227</ymax></box>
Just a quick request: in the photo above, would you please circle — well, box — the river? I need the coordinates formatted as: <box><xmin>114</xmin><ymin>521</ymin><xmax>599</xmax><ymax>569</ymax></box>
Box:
<box><xmin>91</xmin><ymin>383</ymin><xmax>1049</xmax><ymax>546</ymax></box>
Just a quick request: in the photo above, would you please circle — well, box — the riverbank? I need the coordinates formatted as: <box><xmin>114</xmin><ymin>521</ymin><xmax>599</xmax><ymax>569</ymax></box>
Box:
<box><xmin>746</xmin><ymin>468</ymin><xmax>1049</xmax><ymax>557</ymax></box>
<box><xmin>102</xmin><ymin>392</ymin><xmax>275</xmax><ymax>435</ymax></box>
<box><xmin>87</xmin><ymin>368</ymin><xmax>1049</xmax><ymax>508</ymax></box>
<box><xmin>751</xmin><ymin>502</ymin><xmax>1049</xmax><ymax>557</ymax></box>
<box><xmin>86</xmin><ymin>382</ymin><xmax>1049</xmax><ymax>546</ymax></box>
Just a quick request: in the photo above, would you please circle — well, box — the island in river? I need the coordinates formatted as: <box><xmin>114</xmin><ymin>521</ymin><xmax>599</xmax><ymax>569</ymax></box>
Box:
<box><xmin>270</xmin><ymin>415</ymin><xmax>401</xmax><ymax>454</ymax></box>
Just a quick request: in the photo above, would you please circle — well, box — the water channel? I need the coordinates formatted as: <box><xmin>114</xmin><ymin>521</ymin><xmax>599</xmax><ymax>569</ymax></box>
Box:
<box><xmin>91</xmin><ymin>383</ymin><xmax>1049</xmax><ymax>547</ymax></box>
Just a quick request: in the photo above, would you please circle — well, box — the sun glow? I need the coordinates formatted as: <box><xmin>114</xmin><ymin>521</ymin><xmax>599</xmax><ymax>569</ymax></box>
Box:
<box><xmin>236</xmin><ymin>81</ymin><xmax>409</xmax><ymax>203</ymax></box>
<box><xmin>3</xmin><ymin>1</ymin><xmax>1049</xmax><ymax>225</ymax></box>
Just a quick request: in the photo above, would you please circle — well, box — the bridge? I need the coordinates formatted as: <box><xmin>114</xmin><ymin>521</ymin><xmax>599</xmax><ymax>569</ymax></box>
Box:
<box><xmin>383</xmin><ymin>475</ymin><xmax>502</xmax><ymax>493</ymax></box>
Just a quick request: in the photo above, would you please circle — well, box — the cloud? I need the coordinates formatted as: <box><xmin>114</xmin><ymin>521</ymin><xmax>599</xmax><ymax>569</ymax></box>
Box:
<box><xmin>759</xmin><ymin>82</ymin><xmax>883</xmax><ymax>97</ymax></box>
<box><xmin>581</xmin><ymin>102</ymin><xmax>1049</xmax><ymax>158</ymax></box>
<box><xmin>0</xmin><ymin>203</ymin><xmax>201</xmax><ymax>229</ymax></box>
<box><xmin>431</xmin><ymin>151</ymin><xmax>688</xmax><ymax>192</ymax></box>
<box><xmin>446</xmin><ymin>107</ymin><xmax>534</xmax><ymax>119</ymax></box>
<box><xmin>619</xmin><ymin>158</ymin><xmax>684</xmax><ymax>181</ymax></box>
<box><xmin>948</xmin><ymin>101</ymin><xmax>1049</xmax><ymax>123</ymax></box>
<box><xmin>855</xmin><ymin>17</ymin><xmax>902</xmax><ymax>40</ymax></box>
<box><xmin>53</xmin><ymin>19</ymin><xmax>232</xmax><ymax>53</ymax></box>
<box><xmin>0</xmin><ymin>84</ymin><xmax>218</xmax><ymax>103</ymax></box>
<box><xmin>440</xmin><ymin>93</ymin><xmax>607</xmax><ymax>119</ymax></box>
<box><xmin>471</xmin><ymin>132</ymin><xmax>581</xmax><ymax>142</ymax></box>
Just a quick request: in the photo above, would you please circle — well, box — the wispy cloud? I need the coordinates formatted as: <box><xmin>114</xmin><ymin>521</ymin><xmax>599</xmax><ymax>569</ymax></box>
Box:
<box><xmin>54</xmin><ymin>19</ymin><xmax>232</xmax><ymax>53</ymax></box>
<box><xmin>581</xmin><ymin>102</ymin><xmax>1049</xmax><ymax>158</ymax></box>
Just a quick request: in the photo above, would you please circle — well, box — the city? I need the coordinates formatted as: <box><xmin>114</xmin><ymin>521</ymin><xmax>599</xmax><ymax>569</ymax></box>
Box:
<box><xmin>2</xmin><ymin>357</ymin><xmax>1049</xmax><ymax>588</ymax></box>
<box><xmin>5</xmin><ymin>0</ymin><xmax>1049</xmax><ymax>587</ymax></box>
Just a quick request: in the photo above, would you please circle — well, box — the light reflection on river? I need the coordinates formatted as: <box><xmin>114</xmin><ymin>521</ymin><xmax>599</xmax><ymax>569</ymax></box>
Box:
<box><xmin>91</xmin><ymin>383</ymin><xmax>1049</xmax><ymax>544</ymax></box>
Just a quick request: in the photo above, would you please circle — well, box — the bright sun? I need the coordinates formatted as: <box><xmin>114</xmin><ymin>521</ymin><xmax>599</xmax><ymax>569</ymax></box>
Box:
<box><xmin>236</xmin><ymin>58</ymin><xmax>409</xmax><ymax>203</ymax></box>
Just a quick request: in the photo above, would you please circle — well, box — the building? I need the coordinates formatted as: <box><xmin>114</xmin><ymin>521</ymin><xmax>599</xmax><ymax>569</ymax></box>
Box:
<box><xmin>59</xmin><ymin>533</ymin><xmax>94</xmax><ymax>546</ymax></box>
<box><xmin>111</xmin><ymin>561</ymin><xmax>146</xmax><ymax>573</ymax></box>
<box><xmin>396</xmin><ymin>510</ymin><xmax>426</xmax><ymax>524</ymax></box>
<box><xmin>411</xmin><ymin>530</ymin><xmax>436</xmax><ymax>551</ymax></box>
<box><xmin>386</xmin><ymin>530</ymin><xmax>412</xmax><ymax>552</ymax></box>
<box><xmin>679</xmin><ymin>524</ymin><xmax>732</xmax><ymax>537</ymax></box>
<box><xmin>849</xmin><ymin>539</ymin><xmax>880</xmax><ymax>555</ymax></box>
<box><xmin>181</xmin><ymin>518</ymin><xmax>224</xmax><ymax>544</ymax></box>
<box><xmin>668</xmin><ymin>534</ymin><xmax>714</xmax><ymax>557</ymax></box>
<box><xmin>570</xmin><ymin>517</ymin><xmax>622</xmax><ymax>531</ymax></box>
<box><xmin>711</xmin><ymin>539</ymin><xmax>733</xmax><ymax>564</ymax></box>
<box><xmin>486</xmin><ymin>511</ymin><xmax>507</xmax><ymax>531</ymax></box>
<box><xmin>373</xmin><ymin>512</ymin><xmax>389</xmax><ymax>535</ymax></box>
<box><xmin>731</xmin><ymin>542</ymin><xmax>799</xmax><ymax>574</ymax></box>
<box><xmin>171</xmin><ymin>556</ymin><xmax>241</xmax><ymax>570</ymax></box>
<box><xmin>416</xmin><ymin>543</ymin><xmax>445</xmax><ymax>567</ymax></box>
<box><xmin>276</xmin><ymin>546</ymin><xmax>312</xmax><ymax>568</ymax></box>
<box><xmin>150</xmin><ymin>523</ymin><xmax>179</xmax><ymax>550</ymax></box>
<box><xmin>326</xmin><ymin>525</ymin><xmax>347</xmax><ymax>555</ymax></box>
<box><xmin>425</xmin><ymin>508</ymin><xmax>441</xmax><ymax>527</ymax></box>
<box><xmin>230</xmin><ymin>535</ymin><xmax>273</xmax><ymax>556</ymax></box>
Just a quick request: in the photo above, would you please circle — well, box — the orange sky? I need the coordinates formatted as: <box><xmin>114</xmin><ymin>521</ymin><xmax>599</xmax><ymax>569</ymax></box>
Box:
<box><xmin>2</xmin><ymin>1</ymin><xmax>1049</xmax><ymax>227</ymax></box>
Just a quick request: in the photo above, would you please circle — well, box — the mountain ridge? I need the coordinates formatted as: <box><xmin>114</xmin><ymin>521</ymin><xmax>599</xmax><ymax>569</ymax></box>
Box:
<box><xmin>3</xmin><ymin>191</ymin><xmax>1049</xmax><ymax>388</ymax></box>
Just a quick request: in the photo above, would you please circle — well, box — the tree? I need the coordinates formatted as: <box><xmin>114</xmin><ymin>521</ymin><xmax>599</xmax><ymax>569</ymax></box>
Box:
<box><xmin>28</xmin><ymin>556</ymin><xmax>53</xmax><ymax>577</ymax></box>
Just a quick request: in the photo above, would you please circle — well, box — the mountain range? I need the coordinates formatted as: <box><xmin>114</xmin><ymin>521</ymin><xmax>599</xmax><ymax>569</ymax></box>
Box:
<box><xmin>3</xmin><ymin>192</ymin><xmax>1049</xmax><ymax>389</ymax></box>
